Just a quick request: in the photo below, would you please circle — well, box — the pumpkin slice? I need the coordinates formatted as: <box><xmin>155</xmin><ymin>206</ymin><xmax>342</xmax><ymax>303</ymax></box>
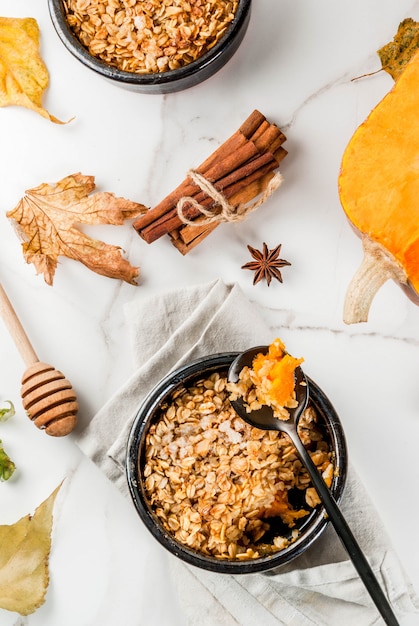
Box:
<box><xmin>338</xmin><ymin>48</ymin><xmax>419</xmax><ymax>324</ymax></box>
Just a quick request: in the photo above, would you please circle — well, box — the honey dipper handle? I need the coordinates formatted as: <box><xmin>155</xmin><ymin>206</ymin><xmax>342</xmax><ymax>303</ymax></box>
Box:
<box><xmin>0</xmin><ymin>283</ymin><xmax>39</xmax><ymax>367</ymax></box>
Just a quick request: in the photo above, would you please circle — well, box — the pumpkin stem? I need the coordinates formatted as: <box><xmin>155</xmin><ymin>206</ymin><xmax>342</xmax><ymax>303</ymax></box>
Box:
<box><xmin>343</xmin><ymin>236</ymin><xmax>408</xmax><ymax>324</ymax></box>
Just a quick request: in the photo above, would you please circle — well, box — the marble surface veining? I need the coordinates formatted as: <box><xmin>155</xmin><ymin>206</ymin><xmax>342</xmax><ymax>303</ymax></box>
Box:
<box><xmin>1</xmin><ymin>0</ymin><xmax>419</xmax><ymax>624</ymax></box>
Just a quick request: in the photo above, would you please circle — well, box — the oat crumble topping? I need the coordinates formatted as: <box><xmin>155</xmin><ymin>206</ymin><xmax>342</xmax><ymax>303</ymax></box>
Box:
<box><xmin>64</xmin><ymin>0</ymin><xmax>239</xmax><ymax>74</ymax></box>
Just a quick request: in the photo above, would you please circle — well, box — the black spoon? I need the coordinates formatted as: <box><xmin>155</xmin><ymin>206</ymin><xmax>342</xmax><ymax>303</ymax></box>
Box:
<box><xmin>228</xmin><ymin>346</ymin><xmax>399</xmax><ymax>626</ymax></box>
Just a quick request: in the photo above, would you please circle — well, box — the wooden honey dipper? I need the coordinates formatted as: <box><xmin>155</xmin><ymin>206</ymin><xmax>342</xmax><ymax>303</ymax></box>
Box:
<box><xmin>0</xmin><ymin>282</ymin><xmax>78</xmax><ymax>436</ymax></box>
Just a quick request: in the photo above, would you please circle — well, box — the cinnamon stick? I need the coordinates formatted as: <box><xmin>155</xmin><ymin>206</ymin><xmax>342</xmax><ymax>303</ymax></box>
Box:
<box><xmin>133</xmin><ymin>110</ymin><xmax>268</xmax><ymax>233</ymax></box>
<box><xmin>172</xmin><ymin>168</ymin><xmax>285</xmax><ymax>253</ymax></box>
<box><xmin>138</xmin><ymin>134</ymin><xmax>286</xmax><ymax>244</ymax></box>
<box><xmin>248</xmin><ymin>119</ymin><xmax>269</xmax><ymax>142</ymax></box>
<box><xmin>133</xmin><ymin>133</ymin><xmax>275</xmax><ymax>235</ymax></box>
<box><xmin>172</xmin><ymin>147</ymin><xmax>288</xmax><ymax>254</ymax></box>
<box><xmin>140</xmin><ymin>154</ymin><xmax>280</xmax><ymax>243</ymax></box>
<box><xmin>180</xmin><ymin>152</ymin><xmax>278</xmax><ymax>210</ymax></box>
<box><xmin>133</xmin><ymin>110</ymin><xmax>287</xmax><ymax>253</ymax></box>
<box><xmin>253</xmin><ymin>124</ymin><xmax>285</xmax><ymax>153</ymax></box>
<box><xmin>197</xmin><ymin>170</ymin><xmax>283</xmax><ymax>233</ymax></box>
<box><xmin>238</xmin><ymin>109</ymin><xmax>267</xmax><ymax>138</ymax></box>
<box><xmin>170</xmin><ymin>222</ymin><xmax>219</xmax><ymax>254</ymax></box>
<box><xmin>133</xmin><ymin>111</ymin><xmax>285</xmax><ymax>235</ymax></box>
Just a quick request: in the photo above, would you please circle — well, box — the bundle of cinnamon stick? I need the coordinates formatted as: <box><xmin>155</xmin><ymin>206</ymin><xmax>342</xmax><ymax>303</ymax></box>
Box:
<box><xmin>133</xmin><ymin>110</ymin><xmax>287</xmax><ymax>254</ymax></box>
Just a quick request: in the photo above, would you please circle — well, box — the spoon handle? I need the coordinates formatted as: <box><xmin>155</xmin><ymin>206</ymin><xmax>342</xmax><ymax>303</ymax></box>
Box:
<box><xmin>0</xmin><ymin>283</ymin><xmax>39</xmax><ymax>367</ymax></box>
<box><xmin>288</xmin><ymin>429</ymin><xmax>400</xmax><ymax>626</ymax></box>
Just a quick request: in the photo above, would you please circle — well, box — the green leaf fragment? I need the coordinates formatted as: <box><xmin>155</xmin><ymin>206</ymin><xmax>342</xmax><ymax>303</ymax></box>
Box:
<box><xmin>0</xmin><ymin>439</ymin><xmax>15</xmax><ymax>481</ymax></box>
<box><xmin>0</xmin><ymin>400</ymin><xmax>15</xmax><ymax>422</ymax></box>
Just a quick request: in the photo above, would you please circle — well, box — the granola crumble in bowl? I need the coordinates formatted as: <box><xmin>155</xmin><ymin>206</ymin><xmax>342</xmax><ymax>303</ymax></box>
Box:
<box><xmin>126</xmin><ymin>353</ymin><xmax>348</xmax><ymax>574</ymax></box>
<box><xmin>48</xmin><ymin>0</ymin><xmax>252</xmax><ymax>94</ymax></box>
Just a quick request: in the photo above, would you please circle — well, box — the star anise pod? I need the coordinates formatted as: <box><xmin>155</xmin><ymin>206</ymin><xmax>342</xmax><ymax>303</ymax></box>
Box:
<box><xmin>242</xmin><ymin>243</ymin><xmax>291</xmax><ymax>286</ymax></box>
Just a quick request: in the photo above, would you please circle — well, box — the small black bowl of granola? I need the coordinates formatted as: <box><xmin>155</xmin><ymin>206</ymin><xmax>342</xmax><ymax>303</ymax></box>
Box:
<box><xmin>126</xmin><ymin>353</ymin><xmax>348</xmax><ymax>574</ymax></box>
<box><xmin>48</xmin><ymin>0</ymin><xmax>251</xmax><ymax>94</ymax></box>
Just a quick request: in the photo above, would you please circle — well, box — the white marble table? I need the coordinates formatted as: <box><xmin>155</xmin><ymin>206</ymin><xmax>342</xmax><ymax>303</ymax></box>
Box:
<box><xmin>1</xmin><ymin>1</ymin><xmax>419</xmax><ymax>624</ymax></box>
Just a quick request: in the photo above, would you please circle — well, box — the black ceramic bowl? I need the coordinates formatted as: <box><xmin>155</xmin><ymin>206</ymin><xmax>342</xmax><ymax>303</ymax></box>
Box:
<box><xmin>126</xmin><ymin>353</ymin><xmax>348</xmax><ymax>574</ymax></box>
<box><xmin>47</xmin><ymin>0</ymin><xmax>252</xmax><ymax>94</ymax></box>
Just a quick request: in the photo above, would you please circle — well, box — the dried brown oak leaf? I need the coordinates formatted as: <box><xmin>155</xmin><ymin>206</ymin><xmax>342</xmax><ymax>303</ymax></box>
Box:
<box><xmin>0</xmin><ymin>483</ymin><xmax>62</xmax><ymax>616</ymax></box>
<box><xmin>0</xmin><ymin>17</ymin><xmax>65</xmax><ymax>123</ymax></box>
<box><xmin>7</xmin><ymin>173</ymin><xmax>147</xmax><ymax>285</ymax></box>
<box><xmin>378</xmin><ymin>18</ymin><xmax>419</xmax><ymax>81</ymax></box>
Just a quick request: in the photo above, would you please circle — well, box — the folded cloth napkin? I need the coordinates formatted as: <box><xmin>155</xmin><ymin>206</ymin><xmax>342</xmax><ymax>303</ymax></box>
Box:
<box><xmin>76</xmin><ymin>278</ymin><xmax>419</xmax><ymax>626</ymax></box>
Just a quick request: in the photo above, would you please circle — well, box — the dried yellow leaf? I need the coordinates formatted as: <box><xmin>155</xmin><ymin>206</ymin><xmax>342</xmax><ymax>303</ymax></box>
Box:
<box><xmin>7</xmin><ymin>173</ymin><xmax>147</xmax><ymax>285</ymax></box>
<box><xmin>378</xmin><ymin>18</ymin><xmax>419</xmax><ymax>81</ymax></box>
<box><xmin>0</xmin><ymin>16</ymin><xmax>64</xmax><ymax>123</ymax></box>
<box><xmin>0</xmin><ymin>483</ymin><xmax>62</xmax><ymax>616</ymax></box>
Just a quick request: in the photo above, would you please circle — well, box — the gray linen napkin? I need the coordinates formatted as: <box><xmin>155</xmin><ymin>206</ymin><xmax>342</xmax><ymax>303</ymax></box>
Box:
<box><xmin>76</xmin><ymin>278</ymin><xmax>419</xmax><ymax>626</ymax></box>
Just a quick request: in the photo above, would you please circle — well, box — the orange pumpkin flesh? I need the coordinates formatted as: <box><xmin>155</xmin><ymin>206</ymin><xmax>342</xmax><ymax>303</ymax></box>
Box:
<box><xmin>252</xmin><ymin>338</ymin><xmax>304</xmax><ymax>409</ymax></box>
<box><xmin>338</xmin><ymin>49</ymin><xmax>419</xmax><ymax>324</ymax></box>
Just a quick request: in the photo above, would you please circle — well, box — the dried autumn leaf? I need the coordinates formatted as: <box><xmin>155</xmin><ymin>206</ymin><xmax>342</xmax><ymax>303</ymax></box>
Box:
<box><xmin>0</xmin><ymin>17</ymin><xmax>64</xmax><ymax>123</ymax></box>
<box><xmin>7</xmin><ymin>173</ymin><xmax>147</xmax><ymax>285</ymax></box>
<box><xmin>0</xmin><ymin>483</ymin><xmax>62</xmax><ymax>615</ymax></box>
<box><xmin>378</xmin><ymin>18</ymin><xmax>419</xmax><ymax>81</ymax></box>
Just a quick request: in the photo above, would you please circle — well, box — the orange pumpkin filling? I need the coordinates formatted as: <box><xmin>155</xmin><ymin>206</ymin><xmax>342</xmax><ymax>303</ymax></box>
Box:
<box><xmin>250</xmin><ymin>338</ymin><xmax>304</xmax><ymax>416</ymax></box>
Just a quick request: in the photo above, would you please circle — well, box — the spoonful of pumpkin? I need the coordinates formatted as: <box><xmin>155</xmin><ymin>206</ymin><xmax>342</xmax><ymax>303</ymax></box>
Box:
<box><xmin>228</xmin><ymin>339</ymin><xmax>399</xmax><ymax>626</ymax></box>
<box><xmin>0</xmin><ymin>282</ymin><xmax>78</xmax><ymax>436</ymax></box>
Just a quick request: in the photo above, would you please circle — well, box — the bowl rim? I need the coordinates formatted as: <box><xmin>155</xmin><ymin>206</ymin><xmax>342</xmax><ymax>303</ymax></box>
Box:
<box><xmin>126</xmin><ymin>352</ymin><xmax>348</xmax><ymax>574</ymax></box>
<box><xmin>47</xmin><ymin>0</ymin><xmax>252</xmax><ymax>86</ymax></box>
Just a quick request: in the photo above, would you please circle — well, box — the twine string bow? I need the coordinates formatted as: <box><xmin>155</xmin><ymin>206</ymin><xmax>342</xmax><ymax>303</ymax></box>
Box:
<box><xmin>176</xmin><ymin>169</ymin><xmax>283</xmax><ymax>226</ymax></box>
